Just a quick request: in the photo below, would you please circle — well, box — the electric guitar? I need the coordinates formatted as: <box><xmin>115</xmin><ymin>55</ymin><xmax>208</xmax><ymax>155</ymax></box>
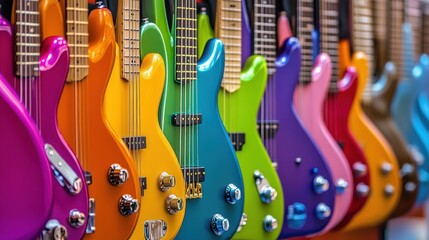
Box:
<box><xmin>1</xmin><ymin>1</ymin><xmax>90</xmax><ymax>238</ymax></box>
<box><xmin>197</xmin><ymin>1</ymin><xmax>285</xmax><ymax>239</ymax></box>
<box><xmin>293</xmin><ymin>0</ymin><xmax>353</xmax><ymax>232</ymax></box>
<box><xmin>57</xmin><ymin>1</ymin><xmax>141</xmax><ymax>238</ymax></box>
<box><xmin>103</xmin><ymin>0</ymin><xmax>186</xmax><ymax>239</ymax></box>
<box><xmin>338</xmin><ymin>0</ymin><xmax>401</xmax><ymax>231</ymax></box>
<box><xmin>245</xmin><ymin>0</ymin><xmax>335</xmax><ymax>237</ymax></box>
<box><xmin>142</xmin><ymin>0</ymin><xmax>245</xmax><ymax>238</ymax></box>
<box><xmin>391</xmin><ymin>0</ymin><xmax>429</xmax><ymax>205</ymax></box>
<box><xmin>357</xmin><ymin>0</ymin><xmax>419</xmax><ymax>217</ymax></box>
<box><xmin>0</xmin><ymin>18</ymin><xmax>53</xmax><ymax>237</ymax></box>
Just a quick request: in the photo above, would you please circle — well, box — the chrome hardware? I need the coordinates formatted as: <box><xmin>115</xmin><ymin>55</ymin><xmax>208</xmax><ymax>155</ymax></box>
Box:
<box><xmin>295</xmin><ymin>157</ymin><xmax>302</xmax><ymax>165</ymax></box>
<box><xmin>108</xmin><ymin>164</ymin><xmax>129</xmax><ymax>186</ymax></box>
<box><xmin>315</xmin><ymin>203</ymin><xmax>331</xmax><ymax>220</ymax></box>
<box><xmin>401</xmin><ymin>163</ymin><xmax>415</xmax><ymax>177</ymax></box>
<box><xmin>313</xmin><ymin>175</ymin><xmax>329</xmax><ymax>194</ymax></box>
<box><xmin>166</xmin><ymin>194</ymin><xmax>183</xmax><ymax>215</ymax></box>
<box><xmin>42</xmin><ymin>219</ymin><xmax>67</xmax><ymax>240</ymax></box>
<box><xmin>380</xmin><ymin>162</ymin><xmax>393</xmax><ymax>175</ymax></box>
<box><xmin>236</xmin><ymin>213</ymin><xmax>247</xmax><ymax>232</ymax></box>
<box><xmin>119</xmin><ymin>194</ymin><xmax>139</xmax><ymax>216</ymax></box>
<box><xmin>225</xmin><ymin>183</ymin><xmax>241</xmax><ymax>204</ymax></box>
<box><xmin>356</xmin><ymin>183</ymin><xmax>370</xmax><ymax>198</ymax></box>
<box><xmin>45</xmin><ymin>144</ymin><xmax>83</xmax><ymax>195</ymax></box>
<box><xmin>405</xmin><ymin>182</ymin><xmax>417</xmax><ymax>192</ymax></box>
<box><xmin>287</xmin><ymin>202</ymin><xmax>307</xmax><ymax>229</ymax></box>
<box><xmin>69</xmin><ymin>210</ymin><xmax>85</xmax><ymax>228</ymax></box>
<box><xmin>95</xmin><ymin>1</ymin><xmax>105</xmax><ymax>8</ymax></box>
<box><xmin>159</xmin><ymin>172</ymin><xmax>176</xmax><ymax>192</ymax></box>
<box><xmin>254</xmin><ymin>170</ymin><xmax>277</xmax><ymax>203</ymax></box>
<box><xmin>335</xmin><ymin>178</ymin><xmax>349</xmax><ymax>194</ymax></box>
<box><xmin>352</xmin><ymin>162</ymin><xmax>367</xmax><ymax>177</ymax></box>
<box><xmin>409</xmin><ymin>145</ymin><xmax>424</xmax><ymax>166</ymax></box>
<box><xmin>211</xmin><ymin>214</ymin><xmax>229</xmax><ymax>236</ymax></box>
<box><xmin>144</xmin><ymin>220</ymin><xmax>167</xmax><ymax>240</ymax></box>
<box><xmin>384</xmin><ymin>184</ymin><xmax>395</xmax><ymax>197</ymax></box>
<box><xmin>86</xmin><ymin>198</ymin><xmax>95</xmax><ymax>234</ymax></box>
<box><xmin>263</xmin><ymin>215</ymin><xmax>278</xmax><ymax>232</ymax></box>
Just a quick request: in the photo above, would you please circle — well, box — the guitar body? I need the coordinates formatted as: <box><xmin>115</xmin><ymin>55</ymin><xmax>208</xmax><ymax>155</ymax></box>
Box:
<box><xmin>143</xmin><ymin>1</ymin><xmax>245</xmax><ymax>239</ymax></box>
<box><xmin>0</xmin><ymin>73</ymin><xmax>53</xmax><ymax>239</ymax></box>
<box><xmin>363</xmin><ymin>62</ymin><xmax>418</xmax><ymax>217</ymax></box>
<box><xmin>197</xmin><ymin>11</ymin><xmax>284</xmax><ymax>239</ymax></box>
<box><xmin>103</xmin><ymin>23</ymin><xmax>186</xmax><ymax>240</ymax></box>
<box><xmin>415</xmin><ymin>55</ymin><xmax>429</xmax><ymax>129</ymax></box>
<box><xmin>0</xmin><ymin>4</ymin><xmax>89</xmax><ymax>238</ymax></box>
<box><xmin>58</xmin><ymin>7</ymin><xmax>140</xmax><ymax>239</ymax></box>
<box><xmin>294</xmin><ymin>53</ymin><xmax>353</xmax><ymax>232</ymax></box>
<box><xmin>343</xmin><ymin>51</ymin><xmax>400</xmax><ymax>231</ymax></box>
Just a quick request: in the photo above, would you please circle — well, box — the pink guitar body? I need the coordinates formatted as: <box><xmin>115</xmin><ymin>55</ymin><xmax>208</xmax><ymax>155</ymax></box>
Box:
<box><xmin>294</xmin><ymin>53</ymin><xmax>353</xmax><ymax>232</ymax></box>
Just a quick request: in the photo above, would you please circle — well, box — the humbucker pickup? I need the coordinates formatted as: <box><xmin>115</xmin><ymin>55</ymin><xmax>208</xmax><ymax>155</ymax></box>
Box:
<box><xmin>122</xmin><ymin>136</ymin><xmax>146</xmax><ymax>150</ymax></box>
<box><xmin>257</xmin><ymin>120</ymin><xmax>280</xmax><ymax>138</ymax></box>
<box><xmin>229</xmin><ymin>133</ymin><xmax>245</xmax><ymax>151</ymax></box>
<box><xmin>181</xmin><ymin>167</ymin><xmax>205</xmax><ymax>183</ymax></box>
<box><xmin>172</xmin><ymin>113</ymin><xmax>202</xmax><ymax>126</ymax></box>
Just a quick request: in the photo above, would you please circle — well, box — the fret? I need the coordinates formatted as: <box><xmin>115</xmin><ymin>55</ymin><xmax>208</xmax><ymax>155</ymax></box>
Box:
<box><xmin>388</xmin><ymin>0</ymin><xmax>404</xmax><ymax>79</ymax></box>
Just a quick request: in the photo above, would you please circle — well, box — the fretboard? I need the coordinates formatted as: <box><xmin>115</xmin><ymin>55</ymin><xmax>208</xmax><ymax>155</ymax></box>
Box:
<box><xmin>319</xmin><ymin>0</ymin><xmax>339</xmax><ymax>92</ymax></box>
<box><xmin>253</xmin><ymin>0</ymin><xmax>276</xmax><ymax>75</ymax></box>
<box><xmin>297</xmin><ymin>0</ymin><xmax>313</xmax><ymax>84</ymax></box>
<box><xmin>66</xmin><ymin>0</ymin><xmax>89</xmax><ymax>82</ymax></box>
<box><xmin>406</xmin><ymin>0</ymin><xmax>422</xmax><ymax>60</ymax></box>
<box><xmin>117</xmin><ymin>0</ymin><xmax>140</xmax><ymax>82</ymax></box>
<box><xmin>216</xmin><ymin>0</ymin><xmax>241</xmax><ymax>92</ymax></box>
<box><xmin>175</xmin><ymin>0</ymin><xmax>197</xmax><ymax>83</ymax></box>
<box><xmin>388</xmin><ymin>0</ymin><xmax>404</xmax><ymax>79</ymax></box>
<box><xmin>15</xmin><ymin>0</ymin><xmax>40</xmax><ymax>77</ymax></box>
<box><xmin>372</xmin><ymin>0</ymin><xmax>388</xmax><ymax>76</ymax></box>
<box><xmin>424</xmin><ymin>1</ymin><xmax>429</xmax><ymax>54</ymax></box>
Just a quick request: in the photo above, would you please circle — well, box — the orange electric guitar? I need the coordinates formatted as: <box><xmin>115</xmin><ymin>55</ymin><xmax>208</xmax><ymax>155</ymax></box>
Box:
<box><xmin>103</xmin><ymin>0</ymin><xmax>186</xmax><ymax>239</ymax></box>
<box><xmin>57</xmin><ymin>1</ymin><xmax>140</xmax><ymax>239</ymax></box>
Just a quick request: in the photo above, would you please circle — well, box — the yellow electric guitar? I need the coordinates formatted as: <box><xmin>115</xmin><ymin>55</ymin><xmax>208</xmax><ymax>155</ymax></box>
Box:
<box><xmin>103</xmin><ymin>0</ymin><xmax>186</xmax><ymax>239</ymax></box>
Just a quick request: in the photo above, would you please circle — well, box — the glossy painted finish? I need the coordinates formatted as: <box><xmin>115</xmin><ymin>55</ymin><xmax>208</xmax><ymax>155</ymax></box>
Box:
<box><xmin>198</xmin><ymin>12</ymin><xmax>284</xmax><ymax>239</ymax></box>
<box><xmin>103</xmin><ymin>22</ymin><xmax>186</xmax><ymax>240</ymax></box>
<box><xmin>363</xmin><ymin>62</ymin><xmax>419</xmax><ymax>218</ymax></box>
<box><xmin>294</xmin><ymin>53</ymin><xmax>353</xmax><ymax>232</ymax></box>
<box><xmin>57</xmin><ymin>7</ymin><xmax>140</xmax><ymax>239</ymax></box>
<box><xmin>143</xmin><ymin>1</ymin><xmax>245</xmax><ymax>239</ymax></box>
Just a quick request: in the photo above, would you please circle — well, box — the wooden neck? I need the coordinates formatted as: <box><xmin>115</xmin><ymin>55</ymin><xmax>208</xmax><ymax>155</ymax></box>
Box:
<box><xmin>66</xmin><ymin>0</ymin><xmax>89</xmax><ymax>82</ymax></box>
<box><xmin>116</xmin><ymin>0</ymin><xmax>140</xmax><ymax>82</ymax></box>
<box><xmin>253</xmin><ymin>0</ymin><xmax>276</xmax><ymax>76</ymax></box>
<box><xmin>297</xmin><ymin>0</ymin><xmax>314</xmax><ymax>84</ymax></box>
<box><xmin>319</xmin><ymin>0</ymin><xmax>339</xmax><ymax>91</ymax></box>
<box><xmin>406</xmin><ymin>0</ymin><xmax>422</xmax><ymax>59</ymax></box>
<box><xmin>15</xmin><ymin>0</ymin><xmax>40</xmax><ymax>77</ymax></box>
<box><xmin>424</xmin><ymin>1</ymin><xmax>429</xmax><ymax>54</ymax></box>
<box><xmin>388</xmin><ymin>0</ymin><xmax>404</xmax><ymax>79</ymax></box>
<box><xmin>175</xmin><ymin>0</ymin><xmax>198</xmax><ymax>84</ymax></box>
<box><xmin>215</xmin><ymin>0</ymin><xmax>242</xmax><ymax>93</ymax></box>
<box><xmin>372</xmin><ymin>0</ymin><xmax>388</xmax><ymax>77</ymax></box>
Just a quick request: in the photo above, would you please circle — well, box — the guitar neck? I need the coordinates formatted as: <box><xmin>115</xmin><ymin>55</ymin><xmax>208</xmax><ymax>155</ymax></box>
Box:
<box><xmin>215</xmin><ymin>0</ymin><xmax>242</xmax><ymax>92</ymax></box>
<box><xmin>388</xmin><ymin>0</ymin><xmax>404</xmax><ymax>79</ymax></box>
<box><xmin>116</xmin><ymin>0</ymin><xmax>140</xmax><ymax>82</ymax></box>
<box><xmin>406</xmin><ymin>0</ymin><xmax>422</xmax><ymax>59</ymax></box>
<box><xmin>297</xmin><ymin>0</ymin><xmax>314</xmax><ymax>84</ymax></box>
<box><xmin>175</xmin><ymin>0</ymin><xmax>198</xmax><ymax>83</ymax></box>
<box><xmin>66</xmin><ymin>0</ymin><xmax>89</xmax><ymax>82</ymax></box>
<box><xmin>424</xmin><ymin>1</ymin><xmax>429</xmax><ymax>54</ymax></box>
<box><xmin>15</xmin><ymin>0</ymin><xmax>40</xmax><ymax>77</ymax></box>
<box><xmin>253</xmin><ymin>0</ymin><xmax>276</xmax><ymax>76</ymax></box>
<box><xmin>372</xmin><ymin>0</ymin><xmax>388</xmax><ymax>77</ymax></box>
<box><xmin>319</xmin><ymin>0</ymin><xmax>339</xmax><ymax>92</ymax></box>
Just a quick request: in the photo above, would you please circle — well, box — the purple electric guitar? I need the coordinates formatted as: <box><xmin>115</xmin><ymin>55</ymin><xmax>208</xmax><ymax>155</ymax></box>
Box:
<box><xmin>243</xmin><ymin>0</ymin><xmax>336</xmax><ymax>237</ymax></box>
<box><xmin>0</xmin><ymin>1</ymin><xmax>89</xmax><ymax>239</ymax></box>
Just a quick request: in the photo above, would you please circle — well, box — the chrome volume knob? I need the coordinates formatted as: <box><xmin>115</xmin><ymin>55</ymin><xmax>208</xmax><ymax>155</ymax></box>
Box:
<box><xmin>356</xmin><ymin>183</ymin><xmax>370</xmax><ymax>197</ymax></box>
<box><xmin>43</xmin><ymin>220</ymin><xmax>67</xmax><ymax>240</ymax></box>
<box><xmin>380</xmin><ymin>162</ymin><xmax>393</xmax><ymax>175</ymax></box>
<box><xmin>211</xmin><ymin>214</ymin><xmax>230</xmax><ymax>236</ymax></box>
<box><xmin>108</xmin><ymin>164</ymin><xmax>129</xmax><ymax>186</ymax></box>
<box><xmin>159</xmin><ymin>172</ymin><xmax>176</xmax><ymax>191</ymax></box>
<box><xmin>260</xmin><ymin>185</ymin><xmax>277</xmax><ymax>204</ymax></box>
<box><xmin>263</xmin><ymin>215</ymin><xmax>278</xmax><ymax>232</ymax></box>
<box><xmin>119</xmin><ymin>194</ymin><xmax>139</xmax><ymax>216</ymax></box>
<box><xmin>166</xmin><ymin>194</ymin><xmax>183</xmax><ymax>215</ymax></box>
<box><xmin>68</xmin><ymin>210</ymin><xmax>85</xmax><ymax>228</ymax></box>
<box><xmin>287</xmin><ymin>202</ymin><xmax>307</xmax><ymax>229</ymax></box>
<box><xmin>336</xmin><ymin>178</ymin><xmax>349</xmax><ymax>194</ymax></box>
<box><xmin>225</xmin><ymin>183</ymin><xmax>242</xmax><ymax>204</ymax></box>
<box><xmin>313</xmin><ymin>175</ymin><xmax>329</xmax><ymax>194</ymax></box>
<box><xmin>315</xmin><ymin>203</ymin><xmax>331</xmax><ymax>220</ymax></box>
<box><xmin>352</xmin><ymin>162</ymin><xmax>367</xmax><ymax>177</ymax></box>
<box><xmin>384</xmin><ymin>184</ymin><xmax>395</xmax><ymax>197</ymax></box>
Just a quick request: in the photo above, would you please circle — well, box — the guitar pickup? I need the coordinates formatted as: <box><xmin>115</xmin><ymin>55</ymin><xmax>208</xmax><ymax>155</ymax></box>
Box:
<box><xmin>172</xmin><ymin>113</ymin><xmax>202</xmax><ymax>126</ymax></box>
<box><xmin>122</xmin><ymin>136</ymin><xmax>146</xmax><ymax>150</ymax></box>
<box><xmin>229</xmin><ymin>132</ymin><xmax>246</xmax><ymax>151</ymax></box>
<box><xmin>257</xmin><ymin>120</ymin><xmax>280</xmax><ymax>138</ymax></box>
<box><xmin>181</xmin><ymin>167</ymin><xmax>205</xmax><ymax>183</ymax></box>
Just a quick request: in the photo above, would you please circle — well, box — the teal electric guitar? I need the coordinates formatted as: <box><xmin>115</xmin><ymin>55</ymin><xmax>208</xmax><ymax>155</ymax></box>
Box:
<box><xmin>197</xmin><ymin>1</ymin><xmax>284</xmax><ymax>239</ymax></box>
<box><xmin>141</xmin><ymin>0</ymin><xmax>245</xmax><ymax>239</ymax></box>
